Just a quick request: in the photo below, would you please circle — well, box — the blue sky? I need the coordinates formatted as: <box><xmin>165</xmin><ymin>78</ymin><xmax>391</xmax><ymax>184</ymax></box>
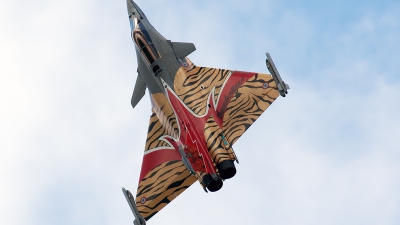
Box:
<box><xmin>1</xmin><ymin>0</ymin><xmax>399</xmax><ymax>225</ymax></box>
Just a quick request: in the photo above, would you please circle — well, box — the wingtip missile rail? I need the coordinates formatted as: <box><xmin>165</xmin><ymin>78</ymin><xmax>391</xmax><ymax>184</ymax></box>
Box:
<box><xmin>266</xmin><ymin>52</ymin><xmax>290</xmax><ymax>97</ymax></box>
<box><xmin>122</xmin><ymin>187</ymin><xmax>147</xmax><ymax>225</ymax></box>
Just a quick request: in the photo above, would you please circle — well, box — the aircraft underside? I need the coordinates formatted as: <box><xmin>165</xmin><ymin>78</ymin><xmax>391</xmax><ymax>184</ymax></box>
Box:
<box><xmin>123</xmin><ymin>1</ymin><xmax>290</xmax><ymax>225</ymax></box>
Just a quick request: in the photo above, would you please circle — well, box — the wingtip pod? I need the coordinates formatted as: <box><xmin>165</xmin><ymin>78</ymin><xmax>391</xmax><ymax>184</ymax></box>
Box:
<box><xmin>122</xmin><ymin>187</ymin><xmax>147</xmax><ymax>225</ymax></box>
<box><xmin>265</xmin><ymin>52</ymin><xmax>290</xmax><ymax>97</ymax></box>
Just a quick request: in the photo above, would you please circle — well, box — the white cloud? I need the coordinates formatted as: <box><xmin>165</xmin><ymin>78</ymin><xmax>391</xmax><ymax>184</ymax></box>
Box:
<box><xmin>1</xmin><ymin>0</ymin><xmax>399</xmax><ymax>225</ymax></box>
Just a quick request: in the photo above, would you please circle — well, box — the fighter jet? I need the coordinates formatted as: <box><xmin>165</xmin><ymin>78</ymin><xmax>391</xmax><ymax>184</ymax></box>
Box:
<box><xmin>122</xmin><ymin>1</ymin><xmax>290</xmax><ymax>224</ymax></box>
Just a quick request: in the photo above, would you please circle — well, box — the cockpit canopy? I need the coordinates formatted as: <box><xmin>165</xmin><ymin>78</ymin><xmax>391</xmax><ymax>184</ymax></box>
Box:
<box><xmin>132</xmin><ymin>19</ymin><xmax>159</xmax><ymax>65</ymax></box>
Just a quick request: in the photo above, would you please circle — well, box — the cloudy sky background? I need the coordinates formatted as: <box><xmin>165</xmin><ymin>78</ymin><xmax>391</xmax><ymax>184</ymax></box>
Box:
<box><xmin>1</xmin><ymin>0</ymin><xmax>399</xmax><ymax>224</ymax></box>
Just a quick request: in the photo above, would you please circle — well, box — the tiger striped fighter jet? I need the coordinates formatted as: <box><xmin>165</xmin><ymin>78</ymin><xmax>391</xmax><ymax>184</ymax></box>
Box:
<box><xmin>122</xmin><ymin>1</ymin><xmax>290</xmax><ymax>224</ymax></box>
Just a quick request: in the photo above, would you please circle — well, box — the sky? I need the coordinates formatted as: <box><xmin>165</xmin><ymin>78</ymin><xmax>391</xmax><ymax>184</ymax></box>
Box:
<box><xmin>1</xmin><ymin>0</ymin><xmax>399</xmax><ymax>224</ymax></box>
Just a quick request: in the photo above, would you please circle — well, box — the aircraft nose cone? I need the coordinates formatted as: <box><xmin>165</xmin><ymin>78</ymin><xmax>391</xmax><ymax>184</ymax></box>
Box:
<box><xmin>126</xmin><ymin>0</ymin><xmax>135</xmax><ymax>15</ymax></box>
<box><xmin>126</xmin><ymin>0</ymin><xmax>146</xmax><ymax>19</ymax></box>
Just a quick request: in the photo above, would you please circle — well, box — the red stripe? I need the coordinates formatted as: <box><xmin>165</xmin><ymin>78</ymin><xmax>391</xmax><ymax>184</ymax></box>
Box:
<box><xmin>138</xmin><ymin>71</ymin><xmax>256</xmax><ymax>182</ymax></box>
<box><xmin>139</xmin><ymin>148</ymin><xmax>181</xmax><ymax>182</ymax></box>
<box><xmin>216</xmin><ymin>71</ymin><xmax>256</xmax><ymax>121</ymax></box>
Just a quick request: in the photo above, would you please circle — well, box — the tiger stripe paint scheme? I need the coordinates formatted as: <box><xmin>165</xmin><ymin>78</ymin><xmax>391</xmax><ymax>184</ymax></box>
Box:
<box><xmin>124</xmin><ymin>2</ymin><xmax>289</xmax><ymax>224</ymax></box>
<box><xmin>135</xmin><ymin>58</ymin><xmax>280</xmax><ymax>221</ymax></box>
<box><xmin>204</xmin><ymin>115</ymin><xmax>236</xmax><ymax>166</ymax></box>
<box><xmin>136</xmin><ymin>160</ymin><xmax>196</xmax><ymax>221</ymax></box>
<box><xmin>221</xmin><ymin>73</ymin><xmax>280</xmax><ymax>145</ymax></box>
<box><xmin>173</xmin><ymin>59</ymin><xmax>280</xmax><ymax>145</ymax></box>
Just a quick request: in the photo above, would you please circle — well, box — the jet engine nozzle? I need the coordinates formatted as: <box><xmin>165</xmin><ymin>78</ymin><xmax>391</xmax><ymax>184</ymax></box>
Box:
<box><xmin>202</xmin><ymin>174</ymin><xmax>223</xmax><ymax>192</ymax></box>
<box><xmin>217</xmin><ymin>160</ymin><xmax>236</xmax><ymax>180</ymax></box>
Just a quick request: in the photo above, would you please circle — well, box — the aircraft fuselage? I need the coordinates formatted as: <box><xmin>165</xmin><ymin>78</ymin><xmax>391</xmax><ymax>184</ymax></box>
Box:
<box><xmin>127</xmin><ymin>0</ymin><xmax>225</xmax><ymax>191</ymax></box>
<box><xmin>123</xmin><ymin>1</ymin><xmax>289</xmax><ymax>224</ymax></box>
<box><xmin>127</xmin><ymin>0</ymin><xmax>184</xmax><ymax>94</ymax></box>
